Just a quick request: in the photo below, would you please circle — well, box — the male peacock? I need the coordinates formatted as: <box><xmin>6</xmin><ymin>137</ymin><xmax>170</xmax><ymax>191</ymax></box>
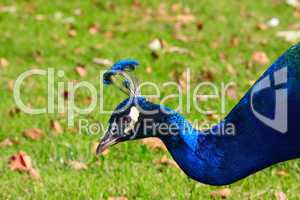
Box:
<box><xmin>96</xmin><ymin>43</ymin><xmax>300</xmax><ymax>186</ymax></box>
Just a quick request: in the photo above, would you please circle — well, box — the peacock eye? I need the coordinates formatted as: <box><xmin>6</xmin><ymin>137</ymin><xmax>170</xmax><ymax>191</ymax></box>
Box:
<box><xmin>121</xmin><ymin>116</ymin><xmax>131</xmax><ymax>124</ymax></box>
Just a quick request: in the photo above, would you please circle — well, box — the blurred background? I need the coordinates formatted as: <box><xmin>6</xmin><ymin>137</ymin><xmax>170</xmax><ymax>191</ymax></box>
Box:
<box><xmin>0</xmin><ymin>0</ymin><xmax>300</xmax><ymax>199</ymax></box>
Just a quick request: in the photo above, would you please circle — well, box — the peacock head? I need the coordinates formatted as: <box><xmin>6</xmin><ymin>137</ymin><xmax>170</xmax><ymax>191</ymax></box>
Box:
<box><xmin>96</xmin><ymin>60</ymin><xmax>178</xmax><ymax>154</ymax></box>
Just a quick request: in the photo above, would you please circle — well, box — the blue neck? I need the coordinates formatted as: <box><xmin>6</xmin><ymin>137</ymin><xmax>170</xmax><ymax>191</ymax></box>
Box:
<box><xmin>159</xmin><ymin>43</ymin><xmax>300</xmax><ymax>185</ymax></box>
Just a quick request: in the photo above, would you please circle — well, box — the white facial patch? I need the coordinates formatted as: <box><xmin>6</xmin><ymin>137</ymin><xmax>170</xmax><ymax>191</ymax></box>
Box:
<box><xmin>124</xmin><ymin>106</ymin><xmax>140</xmax><ymax>133</ymax></box>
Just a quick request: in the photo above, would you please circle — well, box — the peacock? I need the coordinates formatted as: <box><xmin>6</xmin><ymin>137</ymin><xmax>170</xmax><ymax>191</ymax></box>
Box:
<box><xmin>96</xmin><ymin>43</ymin><xmax>300</xmax><ymax>186</ymax></box>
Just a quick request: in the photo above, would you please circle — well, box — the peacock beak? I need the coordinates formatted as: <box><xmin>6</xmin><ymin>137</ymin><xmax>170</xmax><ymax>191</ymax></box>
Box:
<box><xmin>96</xmin><ymin>130</ymin><xmax>127</xmax><ymax>155</ymax></box>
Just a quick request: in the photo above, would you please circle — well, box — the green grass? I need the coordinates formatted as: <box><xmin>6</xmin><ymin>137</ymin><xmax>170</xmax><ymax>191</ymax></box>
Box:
<box><xmin>1</xmin><ymin>0</ymin><xmax>300</xmax><ymax>199</ymax></box>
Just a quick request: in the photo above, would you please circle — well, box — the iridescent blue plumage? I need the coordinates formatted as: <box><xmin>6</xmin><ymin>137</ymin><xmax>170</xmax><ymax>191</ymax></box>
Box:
<box><xmin>99</xmin><ymin>43</ymin><xmax>300</xmax><ymax>186</ymax></box>
<box><xmin>160</xmin><ymin>43</ymin><xmax>300</xmax><ymax>185</ymax></box>
<box><xmin>103</xmin><ymin>60</ymin><xmax>139</xmax><ymax>85</ymax></box>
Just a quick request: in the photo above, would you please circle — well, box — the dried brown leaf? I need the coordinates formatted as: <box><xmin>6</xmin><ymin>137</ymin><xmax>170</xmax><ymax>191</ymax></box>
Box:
<box><xmin>74</xmin><ymin>8</ymin><xmax>82</xmax><ymax>16</ymax></box>
<box><xmin>7</xmin><ymin>80</ymin><xmax>14</xmax><ymax>91</ymax></box>
<box><xmin>202</xmin><ymin>68</ymin><xmax>215</xmax><ymax>81</ymax></box>
<box><xmin>9</xmin><ymin>151</ymin><xmax>32</xmax><ymax>172</ymax></box>
<box><xmin>196</xmin><ymin>21</ymin><xmax>204</xmax><ymax>31</ymax></box>
<box><xmin>88</xmin><ymin>23</ymin><xmax>100</xmax><ymax>35</ymax></box>
<box><xmin>140</xmin><ymin>138</ymin><xmax>167</xmax><ymax>151</ymax></box>
<box><xmin>0</xmin><ymin>57</ymin><xmax>9</xmax><ymax>68</ymax></box>
<box><xmin>9</xmin><ymin>151</ymin><xmax>40</xmax><ymax>179</ymax></box>
<box><xmin>146</xmin><ymin>66</ymin><xmax>153</xmax><ymax>74</ymax></box>
<box><xmin>275</xmin><ymin>169</ymin><xmax>289</xmax><ymax>177</ymax></box>
<box><xmin>108</xmin><ymin>197</ymin><xmax>128</xmax><ymax>200</ymax></box>
<box><xmin>35</xmin><ymin>14</ymin><xmax>44</xmax><ymax>21</ymax></box>
<box><xmin>230</xmin><ymin>36</ymin><xmax>240</xmax><ymax>47</ymax></box>
<box><xmin>75</xmin><ymin>65</ymin><xmax>87</xmax><ymax>77</ymax></box>
<box><xmin>256</xmin><ymin>23</ymin><xmax>268</xmax><ymax>31</ymax></box>
<box><xmin>23</xmin><ymin>128</ymin><xmax>44</xmax><ymax>140</ymax></box>
<box><xmin>68</xmin><ymin>28</ymin><xmax>77</xmax><ymax>37</ymax></box>
<box><xmin>166</xmin><ymin>46</ymin><xmax>195</xmax><ymax>57</ymax></box>
<box><xmin>93</xmin><ymin>58</ymin><xmax>113</xmax><ymax>66</ymax></box>
<box><xmin>0</xmin><ymin>138</ymin><xmax>15</xmax><ymax>147</ymax></box>
<box><xmin>251</xmin><ymin>51</ymin><xmax>269</xmax><ymax>65</ymax></box>
<box><xmin>226</xmin><ymin>64</ymin><xmax>236</xmax><ymax>75</ymax></box>
<box><xmin>68</xmin><ymin>160</ymin><xmax>88</xmax><ymax>170</ymax></box>
<box><xmin>174</xmin><ymin>33</ymin><xmax>192</xmax><ymax>42</ymax></box>
<box><xmin>206</xmin><ymin>113</ymin><xmax>220</xmax><ymax>121</ymax></box>
<box><xmin>176</xmin><ymin>13</ymin><xmax>195</xmax><ymax>25</ymax></box>
<box><xmin>154</xmin><ymin>155</ymin><xmax>179</xmax><ymax>168</ymax></box>
<box><xmin>50</xmin><ymin>120</ymin><xmax>63</xmax><ymax>134</ymax></box>
<box><xmin>8</xmin><ymin>107</ymin><xmax>21</xmax><ymax>117</ymax></box>
<box><xmin>226</xmin><ymin>86</ymin><xmax>237</xmax><ymax>100</ymax></box>
<box><xmin>275</xmin><ymin>191</ymin><xmax>287</xmax><ymax>200</ymax></box>
<box><xmin>210</xmin><ymin>188</ymin><xmax>231</xmax><ymax>199</ymax></box>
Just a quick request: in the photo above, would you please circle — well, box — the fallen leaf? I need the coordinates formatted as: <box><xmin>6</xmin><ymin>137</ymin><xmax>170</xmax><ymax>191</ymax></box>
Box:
<box><xmin>0</xmin><ymin>138</ymin><xmax>18</xmax><ymax>147</ymax></box>
<box><xmin>230</xmin><ymin>36</ymin><xmax>240</xmax><ymax>48</ymax></box>
<box><xmin>146</xmin><ymin>66</ymin><xmax>153</xmax><ymax>74</ymax></box>
<box><xmin>174</xmin><ymin>33</ymin><xmax>192</xmax><ymax>42</ymax></box>
<box><xmin>256</xmin><ymin>23</ymin><xmax>268</xmax><ymax>31</ymax></box>
<box><xmin>154</xmin><ymin>155</ymin><xmax>179</xmax><ymax>168</ymax></box>
<box><xmin>88</xmin><ymin>23</ymin><xmax>100</xmax><ymax>35</ymax></box>
<box><xmin>68</xmin><ymin>28</ymin><xmax>77</xmax><ymax>37</ymax></box>
<box><xmin>0</xmin><ymin>57</ymin><xmax>9</xmax><ymax>68</ymax></box>
<box><xmin>75</xmin><ymin>65</ymin><xmax>87</xmax><ymax>77</ymax></box>
<box><xmin>68</xmin><ymin>160</ymin><xmax>88</xmax><ymax>170</ymax></box>
<box><xmin>288</xmin><ymin>22</ymin><xmax>300</xmax><ymax>29</ymax></box>
<box><xmin>108</xmin><ymin>197</ymin><xmax>128</xmax><ymax>200</ymax></box>
<box><xmin>9</xmin><ymin>151</ymin><xmax>32</xmax><ymax>171</ymax></box>
<box><xmin>149</xmin><ymin>38</ymin><xmax>164</xmax><ymax>51</ymax></box>
<box><xmin>202</xmin><ymin>68</ymin><xmax>215</xmax><ymax>81</ymax></box>
<box><xmin>9</xmin><ymin>151</ymin><xmax>40</xmax><ymax>179</ymax></box>
<box><xmin>166</xmin><ymin>46</ymin><xmax>195</xmax><ymax>57</ymax></box>
<box><xmin>196</xmin><ymin>21</ymin><xmax>204</xmax><ymax>30</ymax></box>
<box><xmin>23</xmin><ymin>128</ymin><xmax>44</xmax><ymax>140</ymax></box>
<box><xmin>35</xmin><ymin>14</ymin><xmax>45</xmax><ymax>21</ymax></box>
<box><xmin>0</xmin><ymin>6</ymin><xmax>16</xmax><ymax>13</ymax></box>
<box><xmin>206</xmin><ymin>113</ymin><xmax>220</xmax><ymax>121</ymax></box>
<box><xmin>8</xmin><ymin>107</ymin><xmax>21</xmax><ymax>117</ymax></box>
<box><xmin>251</xmin><ymin>51</ymin><xmax>269</xmax><ymax>65</ymax></box>
<box><xmin>74</xmin><ymin>8</ymin><xmax>82</xmax><ymax>16</ymax></box>
<box><xmin>275</xmin><ymin>191</ymin><xmax>287</xmax><ymax>200</ymax></box>
<box><xmin>104</xmin><ymin>31</ymin><xmax>114</xmax><ymax>39</ymax></box>
<box><xmin>275</xmin><ymin>169</ymin><xmax>289</xmax><ymax>177</ymax></box>
<box><xmin>50</xmin><ymin>120</ymin><xmax>63</xmax><ymax>134</ymax></box>
<box><xmin>210</xmin><ymin>188</ymin><xmax>231</xmax><ymax>199</ymax></box>
<box><xmin>140</xmin><ymin>138</ymin><xmax>167</xmax><ymax>151</ymax></box>
<box><xmin>226</xmin><ymin>86</ymin><xmax>237</xmax><ymax>100</ymax></box>
<box><xmin>176</xmin><ymin>13</ymin><xmax>195</xmax><ymax>25</ymax></box>
<box><xmin>93</xmin><ymin>58</ymin><xmax>113</xmax><ymax>66</ymax></box>
<box><xmin>171</xmin><ymin>3</ymin><xmax>181</xmax><ymax>12</ymax></box>
<box><xmin>131</xmin><ymin>0</ymin><xmax>142</xmax><ymax>9</ymax></box>
<box><xmin>226</xmin><ymin>64</ymin><xmax>236</xmax><ymax>75</ymax></box>
<box><xmin>7</xmin><ymin>80</ymin><xmax>14</xmax><ymax>91</ymax></box>
<box><xmin>277</xmin><ymin>30</ymin><xmax>300</xmax><ymax>43</ymax></box>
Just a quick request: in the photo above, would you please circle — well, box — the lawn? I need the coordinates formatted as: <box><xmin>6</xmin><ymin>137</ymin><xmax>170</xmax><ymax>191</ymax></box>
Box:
<box><xmin>0</xmin><ymin>0</ymin><xmax>300</xmax><ymax>199</ymax></box>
